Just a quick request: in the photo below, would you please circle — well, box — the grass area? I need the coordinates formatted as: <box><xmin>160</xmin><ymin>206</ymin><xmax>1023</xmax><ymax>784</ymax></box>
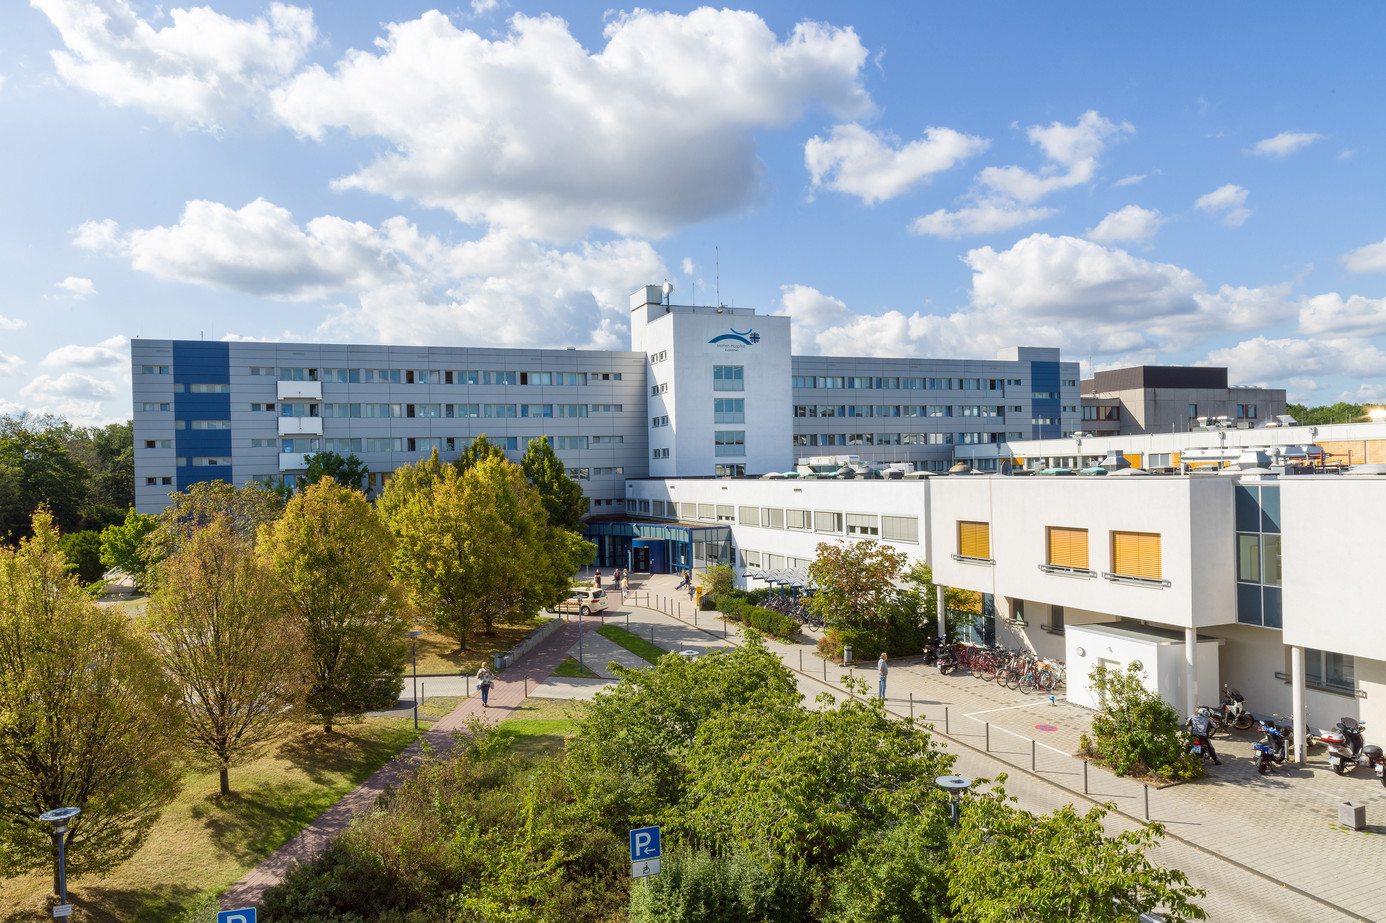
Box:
<box><xmin>551</xmin><ymin>656</ymin><xmax>600</xmax><ymax>678</ymax></box>
<box><xmin>493</xmin><ymin>698</ymin><xmax>584</xmax><ymax>759</ymax></box>
<box><xmin>596</xmin><ymin>624</ymin><xmax>668</xmax><ymax>664</ymax></box>
<box><xmin>410</xmin><ymin>618</ymin><xmax>554</xmax><ymax>675</ymax></box>
<box><xmin>418</xmin><ymin>696</ymin><xmax>463</xmax><ymax>719</ymax></box>
<box><xmin>0</xmin><ymin>718</ymin><xmax>419</xmax><ymax>923</ymax></box>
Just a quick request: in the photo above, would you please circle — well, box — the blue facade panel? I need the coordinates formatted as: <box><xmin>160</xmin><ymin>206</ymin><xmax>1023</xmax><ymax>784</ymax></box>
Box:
<box><xmin>1029</xmin><ymin>360</ymin><xmax>1061</xmax><ymax>440</ymax></box>
<box><xmin>172</xmin><ymin>342</ymin><xmax>233</xmax><ymax>490</ymax></box>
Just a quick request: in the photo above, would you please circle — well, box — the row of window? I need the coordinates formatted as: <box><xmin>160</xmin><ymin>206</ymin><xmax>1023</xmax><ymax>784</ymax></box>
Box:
<box><xmin>268</xmin><ymin>367</ymin><xmax>621</xmax><ymax>385</ymax></box>
<box><xmin>955</xmin><ymin>521</ymin><xmax>1165</xmax><ymax>582</ymax></box>
<box><xmin>794</xmin><ymin>404</ymin><xmax>1014</xmax><ymax>418</ymax></box>
<box><xmin>277</xmin><ymin>434</ymin><xmax>613</xmax><ymax>454</ymax></box>
<box><xmin>1082</xmin><ymin>405</ymin><xmax>1121</xmax><ymax>421</ymax></box>
<box><xmin>791</xmin><ymin>376</ymin><xmax>1031</xmax><ymax>391</ymax></box>
<box><xmin>794</xmin><ymin>432</ymin><xmax>1019</xmax><ymax>446</ymax></box>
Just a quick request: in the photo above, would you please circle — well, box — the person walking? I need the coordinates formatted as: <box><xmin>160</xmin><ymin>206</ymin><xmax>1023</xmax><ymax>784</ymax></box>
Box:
<box><xmin>877</xmin><ymin>651</ymin><xmax>889</xmax><ymax>700</ymax></box>
<box><xmin>594</xmin><ymin>569</ymin><xmax>602</xmax><ymax>589</ymax></box>
<box><xmin>621</xmin><ymin>572</ymin><xmax>630</xmax><ymax>597</ymax></box>
<box><xmin>477</xmin><ymin>664</ymin><xmax>493</xmax><ymax>709</ymax></box>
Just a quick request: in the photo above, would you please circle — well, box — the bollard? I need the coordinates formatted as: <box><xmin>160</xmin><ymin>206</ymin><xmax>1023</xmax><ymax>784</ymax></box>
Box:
<box><xmin>823</xmin><ymin>658</ymin><xmax>827</xmax><ymax>680</ymax></box>
<box><xmin>945</xmin><ymin>705</ymin><xmax>949</xmax><ymax>734</ymax></box>
<box><xmin>985</xmin><ymin>722</ymin><xmax>990</xmax><ymax>752</ymax></box>
<box><xmin>650</xmin><ymin>627</ymin><xmax>655</xmax><ymax>645</ymax></box>
<box><xmin>626</xmin><ymin>611</ymin><xmax>629</xmax><ymax>630</ymax></box>
<box><xmin>799</xmin><ymin>650</ymin><xmax>803</xmax><ymax>672</ymax></box>
<box><xmin>694</xmin><ymin>607</ymin><xmax>698</xmax><ymax>627</ymax></box>
<box><xmin>1031</xmin><ymin>738</ymin><xmax>1036</xmax><ymax>772</ymax></box>
<box><xmin>525</xmin><ymin>676</ymin><xmax>529</xmax><ymax>698</ymax></box>
<box><xmin>910</xmin><ymin>692</ymin><xmax>914</xmax><ymax>721</ymax></box>
<box><xmin>1083</xmin><ymin>760</ymin><xmax>1089</xmax><ymax>794</ymax></box>
<box><xmin>1144</xmin><ymin>784</ymin><xmax>1150</xmax><ymax>820</ymax></box>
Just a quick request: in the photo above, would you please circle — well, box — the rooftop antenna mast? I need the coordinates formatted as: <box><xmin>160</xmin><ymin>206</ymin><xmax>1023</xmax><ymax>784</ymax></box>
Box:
<box><xmin>716</xmin><ymin>246</ymin><xmax>720</xmax><ymax>308</ymax></box>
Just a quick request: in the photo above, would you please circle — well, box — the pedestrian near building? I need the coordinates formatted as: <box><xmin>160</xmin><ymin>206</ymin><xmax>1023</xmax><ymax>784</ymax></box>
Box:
<box><xmin>594</xmin><ymin>569</ymin><xmax>602</xmax><ymax>589</ymax></box>
<box><xmin>877</xmin><ymin>652</ymin><xmax>889</xmax><ymax>700</ymax></box>
<box><xmin>477</xmin><ymin>664</ymin><xmax>493</xmax><ymax>708</ymax></box>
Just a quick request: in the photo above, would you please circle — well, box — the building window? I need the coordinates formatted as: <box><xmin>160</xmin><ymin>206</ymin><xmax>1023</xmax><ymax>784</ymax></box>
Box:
<box><xmin>279</xmin><ymin>368</ymin><xmax>317</xmax><ymax>381</ymax></box>
<box><xmin>141</xmin><ymin>365</ymin><xmax>170</xmax><ymax>374</ymax></box>
<box><xmin>557</xmin><ymin>404</ymin><xmax>587</xmax><ymax>418</ymax></box>
<box><xmin>553</xmin><ymin>436</ymin><xmax>588</xmax><ymax>450</ymax></box>
<box><xmin>483</xmin><ymin>404</ymin><xmax>517</xmax><ymax>418</ymax></box>
<box><xmin>519</xmin><ymin>371</ymin><xmax>552</xmax><ymax>385</ymax></box>
<box><xmin>713</xmin><ymin>365</ymin><xmax>744</xmax><ymax>391</ymax></box>
<box><xmin>592</xmin><ymin>435</ymin><xmax>624</xmax><ymax>444</ymax></box>
<box><xmin>142</xmin><ymin>402</ymin><xmax>172</xmax><ymax>412</ymax></box>
<box><xmin>786</xmin><ymin>509</ymin><xmax>810</xmax><ymax>531</ymax></box>
<box><xmin>591</xmin><ymin>404</ymin><xmax>622</xmax><ymax>412</ymax></box>
<box><xmin>881</xmin><ymin>515</ymin><xmax>918</xmax><ymax>543</ymax></box>
<box><xmin>715</xmin><ymin>505</ymin><xmax>735</xmax><ymax>522</ymax></box>
<box><xmin>714</xmin><ymin>398</ymin><xmax>745</xmax><ymax>423</ymax></box>
<box><xmin>1188</xmin><ymin>403</ymin><xmax>1198</xmax><ymax>419</ymax></box>
<box><xmin>814</xmin><ymin>511</ymin><xmax>843</xmax><ymax>534</ymax></box>
<box><xmin>520</xmin><ymin>404</ymin><xmax>553</xmax><ymax>418</ymax></box>
<box><xmin>738</xmin><ymin>505</ymin><xmax>759</xmax><ymax>525</ymax></box>
<box><xmin>1305</xmin><ymin>649</ymin><xmax>1355</xmax><ymax>695</ymax></box>
<box><xmin>959</xmin><ymin>378</ymin><xmax>980</xmax><ymax>390</ymax></box>
<box><xmin>189</xmin><ymin>420</ymin><xmax>233</xmax><ymax>430</ymax></box>
<box><xmin>957</xmin><ymin>521</ymin><xmax>991</xmax><ymax>560</ymax></box>
<box><xmin>1110</xmin><ymin>531</ymin><xmax>1162</xmax><ymax>581</ymax></box>
<box><xmin>846</xmin><ymin>513</ymin><xmax>879</xmax><ymax>537</ymax></box>
<box><xmin>366</xmin><ymin>438</ymin><xmax>403</xmax><ymax>452</ymax></box>
<box><xmin>1046</xmin><ymin>526</ymin><xmax>1090</xmax><ymax>571</ymax></box>
<box><xmin>1047</xmin><ymin>605</ymin><xmax>1065</xmax><ymax>634</ymax></box>
<box><xmin>714</xmin><ymin>430</ymin><xmax>745</xmax><ymax>456</ymax></box>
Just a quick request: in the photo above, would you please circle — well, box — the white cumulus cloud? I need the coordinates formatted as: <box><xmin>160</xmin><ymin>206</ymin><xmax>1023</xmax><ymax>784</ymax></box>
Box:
<box><xmin>0</xmin><ymin>352</ymin><xmax>23</xmax><ymax>377</ymax></box>
<box><xmin>1296</xmin><ymin>293</ymin><xmax>1386</xmax><ymax>337</ymax></box>
<box><xmin>40</xmin><ymin>334</ymin><xmax>129</xmax><ymax>369</ymax></box>
<box><xmin>1194</xmin><ymin>184</ymin><xmax>1251</xmax><ymax>226</ymax></box>
<box><xmin>911</xmin><ymin>110</ymin><xmax>1131</xmax><ymax>239</ymax></box>
<box><xmin>1207</xmin><ymin>337</ymin><xmax>1386</xmax><ymax>386</ymax></box>
<box><xmin>1343</xmin><ymin>236</ymin><xmax>1386</xmax><ymax>274</ymax></box>
<box><xmin>1247</xmin><ymin>131</ymin><xmax>1322</xmax><ymax>158</ymax></box>
<box><xmin>804</xmin><ymin>123</ymin><xmax>988</xmax><ymax>204</ymax></box>
<box><xmin>272</xmin><ymin>9</ymin><xmax>872</xmax><ymax>239</ymax></box>
<box><xmin>55</xmin><ymin>276</ymin><xmax>97</xmax><ymax>296</ymax></box>
<box><xmin>1085</xmin><ymin>205</ymin><xmax>1167</xmax><ymax>246</ymax></box>
<box><xmin>0</xmin><ymin>314</ymin><xmax>26</xmax><ymax>331</ymax></box>
<box><xmin>18</xmin><ymin>371</ymin><xmax>122</xmax><ymax>426</ymax></box>
<box><xmin>34</xmin><ymin>0</ymin><xmax>316</xmax><ymax>130</ymax></box>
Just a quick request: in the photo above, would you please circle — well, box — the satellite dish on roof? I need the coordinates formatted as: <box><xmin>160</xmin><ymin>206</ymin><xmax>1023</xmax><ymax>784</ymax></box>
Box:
<box><xmin>662</xmin><ymin>281</ymin><xmax>675</xmax><ymax>304</ymax></box>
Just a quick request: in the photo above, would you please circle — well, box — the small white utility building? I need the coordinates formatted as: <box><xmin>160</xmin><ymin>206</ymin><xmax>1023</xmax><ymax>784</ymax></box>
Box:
<box><xmin>1065</xmin><ymin>622</ymin><xmax>1223</xmax><ymax>714</ymax></box>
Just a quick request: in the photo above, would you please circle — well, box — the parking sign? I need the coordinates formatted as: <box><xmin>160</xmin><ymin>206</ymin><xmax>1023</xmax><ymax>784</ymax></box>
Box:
<box><xmin>629</xmin><ymin>825</ymin><xmax>660</xmax><ymax>861</ymax></box>
<box><xmin>218</xmin><ymin>909</ymin><xmax>257</xmax><ymax>923</ymax></box>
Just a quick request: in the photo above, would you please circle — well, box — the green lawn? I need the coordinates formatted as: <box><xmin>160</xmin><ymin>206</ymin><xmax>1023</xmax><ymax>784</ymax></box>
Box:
<box><xmin>494</xmin><ymin>699</ymin><xmax>584</xmax><ymax>759</ymax></box>
<box><xmin>418</xmin><ymin>695</ymin><xmax>463</xmax><ymax>719</ymax></box>
<box><xmin>596</xmin><ymin>624</ymin><xmax>667</xmax><ymax>664</ymax></box>
<box><xmin>0</xmin><ymin>718</ymin><xmax>419</xmax><ymax>923</ymax></box>
<box><xmin>551</xmin><ymin>656</ymin><xmax>600</xmax><ymax>678</ymax></box>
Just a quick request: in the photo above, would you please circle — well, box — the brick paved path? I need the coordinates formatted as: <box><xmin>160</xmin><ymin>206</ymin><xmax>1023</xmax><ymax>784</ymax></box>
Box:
<box><xmin>219</xmin><ymin>620</ymin><xmax>580</xmax><ymax>911</ymax></box>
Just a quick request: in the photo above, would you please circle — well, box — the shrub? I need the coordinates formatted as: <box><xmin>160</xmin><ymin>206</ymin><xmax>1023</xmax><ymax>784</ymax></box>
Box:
<box><xmin>1085</xmin><ymin>663</ymin><xmax>1201</xmax><ymax>781</ymax></box>
<box><xmin>719</xmin><ymin>598</ymin><xmax>798</xmax><ymax>640</ymax></box>
<box><xmin>631</xmin><ymin>849</ymin><xmax>812</xmax><ymax>923</ymax></box>
<box><xmin>59</xmin><ymin>529</ymin><xmax>106</xmax><ymax>584</ymax></box>
<box><xmin>816</xmin><ymin>627</ymin><xmax>886</xmax><ymax>664</ymax></box>
<box><xmin>699</xmin><ymin>593</ymin><xmax>718</xmax><ymax>610</ymax></box>
<box><xmin>823</xmin><ymin>812</ymin><xmax>951</xmax><ymax>922</ymax></box>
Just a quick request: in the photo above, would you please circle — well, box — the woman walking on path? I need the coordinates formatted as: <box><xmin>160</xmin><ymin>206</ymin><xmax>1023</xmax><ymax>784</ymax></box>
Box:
<box><xmin>476</xmin><ymin>664</ymin><xmax>493</xmax><ymax>708</ymax></box>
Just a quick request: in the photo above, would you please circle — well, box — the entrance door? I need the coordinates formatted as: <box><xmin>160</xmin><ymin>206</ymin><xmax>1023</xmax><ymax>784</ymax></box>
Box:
<box><xmin>631</xmin><ymin>545</ymin><xmax>651</xmax><ymax>573</ymax></box>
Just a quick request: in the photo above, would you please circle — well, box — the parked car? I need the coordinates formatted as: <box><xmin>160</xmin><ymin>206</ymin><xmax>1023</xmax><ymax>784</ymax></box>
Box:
<box><xmin>549</xmin><ymin>587</ymin><xmax>609</xmax><ymax>617</ymax></box>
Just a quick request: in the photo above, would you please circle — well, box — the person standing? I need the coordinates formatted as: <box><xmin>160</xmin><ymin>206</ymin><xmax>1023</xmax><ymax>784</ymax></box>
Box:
<box><xmin>477</xmin><ymin>664</ymin><xmax>493</xmax><ymax>708</ymax></box>
<box><xmin>594</xmin><ymin>569</ymin><xmax>602</xmax><ymax>589</ymax></box>
<box><xmin>877</xmin><ymin>652</ymin><xmax>889</xmax><ymax>700</ymax></box>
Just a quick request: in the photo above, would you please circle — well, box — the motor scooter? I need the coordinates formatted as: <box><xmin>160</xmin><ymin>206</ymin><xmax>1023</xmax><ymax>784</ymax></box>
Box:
<box><xmin>921</xmin><ymin>636</ymin><xmax>944</xmax><ymax>666</ymax></box>
<box><xmin>935</xmin><ymin>641</ymin><xmax>959</xmax><ymax>676</ymax></box>
<box><xmin>1320</xmin><ymin>718</ymin><xmax>1385</xmax><ymax>783</ymax></box>
<box><xmin>1252</xmin><ymin>715</ymin><xmax>1290</xmax><ymax>774</ymax></box>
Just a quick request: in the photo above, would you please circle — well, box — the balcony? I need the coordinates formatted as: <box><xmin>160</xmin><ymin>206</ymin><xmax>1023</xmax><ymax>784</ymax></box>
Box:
<box><xmin>279</xmin><ymin>452</ymin><xmax>310</xmax><ymax>472</ymax></box>
<box><xmin>278</xmin><ymin>416</ymin><xmax>323</xmax><ymax>436</ymax></box>
<box><xmin>277</xmin><ymin>380</ymin><xmax>322</xmax><ymax>401</ymax></box>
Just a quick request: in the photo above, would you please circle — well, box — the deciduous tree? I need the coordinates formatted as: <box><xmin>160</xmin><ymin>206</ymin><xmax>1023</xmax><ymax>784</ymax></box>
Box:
<box><xmin>0</xmin><ymin>510</ymin><xmax>182</xmax><ymax>893</ymax></box>
<box><xmin>260</xmin><ymin>480</ymin><xmax>407</xmax><ymax>733</ymax></box>
<box><xmin>806</xmin><ymin>539</ymin><xmax>908</xmax><ymax>630</ymax></box>
<box><xmin>302</xmin><ymin>451</ymin><xmax>369</xmax><ymax>492</ymax></box>
<box><xmin>520</xmin><ymin>436</ymin><xmax>588</xmax><ymax>531</ymax></box>
<box><xmin>145</xmin><ymin>516</ymin><xmax>306</xmax><ymax>794</ymax></box>
<box><xmin>0</xmin><ymin>421</ymin><xmax>89</xmax><ymax>539</ymax></box>
<box><xmin>387</xmin><ymin>457</ymin><xmax>591</xmax><ymax>649</ymax></box>
<box><xmin>374</xmin><ymin>448</ymin><xmax>447</xmax><ymax>525</ymax></box>
<box><xmin>58</xmin><ymin>530</ymin><xmax>105</xmax><ymax>585</ymax></box>
<box><xmin>144</xmin><ymin>480</ymin><xmax>284</xmax><ymax>581</ymax></box>
<box><xmin>99</xmin><ymin>508</ymin><xmax>157</xmax><ymax>590</ymax></box>
<box><xmin>948</xmin><ymin>794</ymin><xmax>1206</xmax><ymax>922</ymax></box>
<box><xmin>454</xmin><ymin>433</ymin><xmax>506</xmax><ymax>474</ymax></box>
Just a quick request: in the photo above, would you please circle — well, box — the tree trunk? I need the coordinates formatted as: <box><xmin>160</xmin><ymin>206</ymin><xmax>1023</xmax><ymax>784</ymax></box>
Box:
<box><xmin>219</xmin><ymin>766</ymin><xmax>230</xmax><ymax>796</ymax></box>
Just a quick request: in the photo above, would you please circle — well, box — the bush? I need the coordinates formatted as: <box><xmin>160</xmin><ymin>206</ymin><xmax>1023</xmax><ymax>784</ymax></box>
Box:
<box><xmin>699</xmin><ymin>593</ymin><xmax>718</xmax><ymax>610</ymax></box>
<box><xmin>823</xmin><ymin>812</ymin><xmax>951</xmax><ymax>922</ymax></box>
<box><xmin>60</xmin><ymin>529</ymin><xmax>106</xmax><ymax>584</ymax></box>
<box><xmin>718</xmin><ymin>598</ymin><xmax>798</xmax><ymax>640</ymax></box>
<box><xmin>631</xmin><ymin>849</ymin><xmax>812</xmax><ymax>923</ymax></box>
<box><xmin>1085</xmin><ymin>663</ymin><xmax>1201</xmax><ymax>781</ymax></box>
<box><xmin>816</xmin><ymin>627</ymin><xmax>894</xmax><ymax>664</ymax></box>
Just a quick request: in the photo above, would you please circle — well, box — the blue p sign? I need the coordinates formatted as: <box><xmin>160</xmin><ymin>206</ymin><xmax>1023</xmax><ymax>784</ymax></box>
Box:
<box><xmin>629</xmin><ymin>825</ymin><xmax>660</xmax><ymax>861</ymax></box>
<box><xmin>218</xmin><ymin>909</ymin><xmax>257</xmax><ymax>923</ymax></box>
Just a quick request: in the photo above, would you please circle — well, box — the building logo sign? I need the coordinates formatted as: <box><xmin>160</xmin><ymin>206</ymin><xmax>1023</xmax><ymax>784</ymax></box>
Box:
<box><xmin>708</xmin><ymin>329</ymin><xmax>760</xmax><ymax>351</ymax></box>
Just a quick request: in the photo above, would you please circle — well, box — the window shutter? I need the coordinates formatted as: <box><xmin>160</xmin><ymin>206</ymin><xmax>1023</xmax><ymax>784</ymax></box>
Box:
<box><xmin>1047</xmin><ymin>527</ymin><xmax>1089</xmax><ymax>569</ymax></box>
<box><xmin>958</xmin><ymin>521</ymin><xmax>991</xmax><ymax>559</ymax></box>
<box><xmin>1112</xmin><ymin>531</ymin><xmax>1161</xmax><ymax>579</ymax></box>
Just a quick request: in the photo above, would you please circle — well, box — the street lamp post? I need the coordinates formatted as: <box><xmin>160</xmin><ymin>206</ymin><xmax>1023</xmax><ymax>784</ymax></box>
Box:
<box><xmin>936</xmin><ymin>775</ymin><xmax>972</xmax><ymax>827</ymax></box>
<box><xmin>39</xmin><ymin>806</ymin><xmax>81</xmax><ymax>908</ymax></box>
<box><xmin>405</xmin><ymin>630</ymin><xmax>422</xmax><ymax>729</ymax></box>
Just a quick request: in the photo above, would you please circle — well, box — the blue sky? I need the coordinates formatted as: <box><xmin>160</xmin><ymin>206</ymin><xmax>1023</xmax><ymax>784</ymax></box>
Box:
<box><xmin>3</xmin><ymin>1</ymin><xmax>1386</xmax><ymax>424</ymax></box>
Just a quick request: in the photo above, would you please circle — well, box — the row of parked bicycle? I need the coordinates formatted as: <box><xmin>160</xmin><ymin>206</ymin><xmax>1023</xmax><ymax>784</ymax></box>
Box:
<box><xmin>761</xmin><ymin>595</ymin><xmax>825</xmax><ymax>630</ymax></box>
<box><xmin>921</xmin><ymin>640</ymin><xmax>1068</xmax><ymax>693</ymax></box>
<box><xmin>1189</xmin><ymin>686</ymin><xmax>1386</xmax><ymax>783</ymax></box>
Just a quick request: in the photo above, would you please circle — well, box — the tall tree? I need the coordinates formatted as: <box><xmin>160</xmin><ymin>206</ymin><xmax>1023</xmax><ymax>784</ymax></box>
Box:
<box><xmin>0</xmin><ymin>510</ymin><xmax>182</xmax><ymax>894</ymax></box>
<box><xmin>520</xmin><ymin>436</ymin><xmax>588</xmax><ymax>531</ymax></box>
<box><xmin>301</xmin><ymin>451</ymin><xmax>370</xmax><ymax>492</ymax></box>
<box><xmin>58</xmin><ymin>530</ymin><xmax>106</xmax><ymax>585</ymax></box>
<box><xmin>99</xmin><ymin>508</ymin><xmax>157</xmax><ymax>590</ymax></box>
<box><xmin>375</xmin><ymin>448</ymin><xmax>447</xmax><ymax>525</ymax></box>
<box><xmin>71</xmin><ymin>421</ymin><xmax>135</xmax><ymax>528</ymax></box>
<box><xmin>806</xmin><ymin>539</ymin><xmax>908</xmax><ymax>631</ymax></box>
<box><xmin>144</xmin><ymin>480</ymin><xmax>283</xmax><ymax>582</ymax></box>
<box><xmin>388</xmin><ymin>457</ymin><xmax>590</xmax><ymax>651</ymax></box>
<box><xmin>0</xmin><ymin>422</ymin><xmax>89</xmax><ymax>539</ymax></box>
<box><xmin>454</xmin><ymin>433</ymin><xmax>506</xmax><ymax>474</ymax></box>
<box><xmin>260</xmin><ymin>480</ymin><xmax>408</xmax><ymax>733</ymax></box>
<box><xmin>145</xmin><ymin>517</ymin><xmax>306</xmax><ymax>795</ymax></box>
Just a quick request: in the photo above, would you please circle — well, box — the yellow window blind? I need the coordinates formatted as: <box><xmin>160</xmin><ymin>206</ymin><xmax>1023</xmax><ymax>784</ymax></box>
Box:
<box><xmin>1047</xmin><ymin>526</ymin><xmax>1089</xmax><ymax>569</ymax></box>
<box><xmin>1111</xmin><ymin>531</ymin><xmax>1161</xmax><ymax>580</ymax></box>
<box><xmin>958</xmin><ymin>521</ymin><xmax>991</xmax><ymax>559</ymax></box>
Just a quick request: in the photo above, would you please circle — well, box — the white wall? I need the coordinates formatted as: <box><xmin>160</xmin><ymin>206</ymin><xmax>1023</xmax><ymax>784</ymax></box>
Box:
<box><xmin>929</xmin><ymin>475</ymin><xmax>1236</xmax><ymax>631</ymax></box>
<box><xmin>1065</xmin><ymin>624</ymin><xmax>1219</xmax><ymax>714</ymax></box>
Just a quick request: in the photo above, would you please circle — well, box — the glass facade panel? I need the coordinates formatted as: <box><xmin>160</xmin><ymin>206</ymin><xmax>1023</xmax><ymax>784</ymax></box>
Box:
<box><xmin>1236</xmin><ymin>534</ymin><xmax>1261</xmax><ymax>582</ymax></box>
<box><xmin>1261</xmin><ymin>533</ymin><xmax>1282</xmax><ymax>586</ymax></box>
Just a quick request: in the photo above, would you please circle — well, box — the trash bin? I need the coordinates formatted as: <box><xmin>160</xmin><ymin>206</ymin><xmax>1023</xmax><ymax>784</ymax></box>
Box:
<box><xmin>843</xmin><ymin>645</ymin><xmax>852</xmax><ymax>665</ymax></box>
<box><xmin>494</xmin><ymin>654</ymin><xmax>505</xmax><ymax>671</ymax></box>
<box><xmin>1339</xmin><ymin>801</ymin><xmax>1366</xmax><ymax>831</ymax></box>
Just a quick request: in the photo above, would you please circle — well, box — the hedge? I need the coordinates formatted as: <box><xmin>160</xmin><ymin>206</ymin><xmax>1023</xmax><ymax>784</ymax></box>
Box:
<box><xmin>716</xmin><ymin>598</ymin><xmax>800</xmax><ymax>641</ymax></box>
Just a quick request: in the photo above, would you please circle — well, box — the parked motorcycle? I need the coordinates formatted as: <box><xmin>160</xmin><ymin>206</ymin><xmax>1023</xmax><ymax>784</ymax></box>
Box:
<box><xmin>922</xmin><ymin>636</ymin><xmax>944</xmax><ymax>667</ymax></box>
<box><xmin>936</xmin><ymin>641</ymin><xmax>959</xmax><ymax>676</ymax></box>
<box><xmin>1217</xmin><ymin>685</ymin><xmax>1256</xmax><ymax>731</ymax></box>
<box><xmin>1252</xmin><ymin>715</ymin><xmax>1291</xmax><ymax>774</ymax></box>
<box><xmin>1320</xmin><ymin>718</ymin><xmax>1385</xmax><ymax>784</ymax></box>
